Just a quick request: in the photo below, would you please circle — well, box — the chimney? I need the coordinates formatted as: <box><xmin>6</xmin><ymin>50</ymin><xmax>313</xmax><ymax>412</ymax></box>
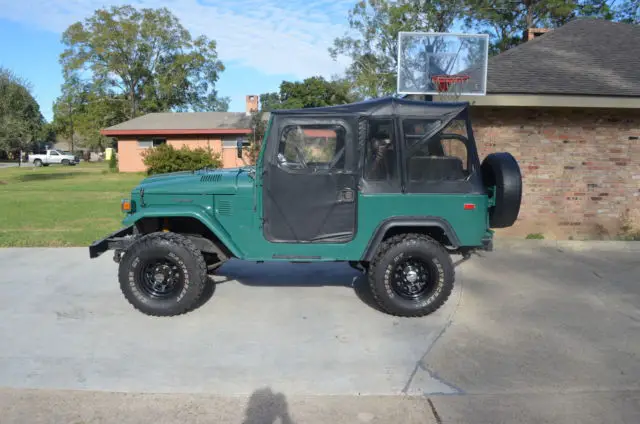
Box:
<box><xmin>524</xmin><ymin>27</ymin><xmax>551</xmax><ymax>42</ymax></box>
<box><xmin>246</xmin><ymin>95</ymin><xmax>258</xmax><ymax>115</ymax></box>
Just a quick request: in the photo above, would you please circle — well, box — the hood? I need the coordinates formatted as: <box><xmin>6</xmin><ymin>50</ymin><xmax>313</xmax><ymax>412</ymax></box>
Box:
<box><xmin>133</xmin><ymin>167</ymin><xmax>255</xmax><ymax>196</ymax></box>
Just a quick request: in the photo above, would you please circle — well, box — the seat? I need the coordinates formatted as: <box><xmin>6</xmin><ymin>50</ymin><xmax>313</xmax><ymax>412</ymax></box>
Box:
<box><xmin>408</xmin><ymin>156</ymin><xmax>466</xmax><ymax>181</ymax></box>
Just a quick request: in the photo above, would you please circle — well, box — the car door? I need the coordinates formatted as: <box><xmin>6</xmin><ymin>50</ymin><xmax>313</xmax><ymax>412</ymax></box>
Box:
<box><xmin>262</xmin><ymin>117</ymin><xmax>358</xmax><ymax>243</ymax></box>
<box><xmin>48</xmin><ymin>150</ymin><xmax>61</xmax><ymax>164</ymax></box>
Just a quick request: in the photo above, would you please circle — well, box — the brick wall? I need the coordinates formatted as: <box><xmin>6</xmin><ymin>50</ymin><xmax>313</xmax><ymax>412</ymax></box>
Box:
<box><xmin>472</xmin><ymin>107</ymin><xmax>640</xmax><ymax>239</ymax></box>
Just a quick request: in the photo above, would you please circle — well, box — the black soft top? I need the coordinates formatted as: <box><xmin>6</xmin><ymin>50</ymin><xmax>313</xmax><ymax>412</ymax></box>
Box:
<box><xmin>269</xmin><ymin>96</ymin><xmax>468</xmax><ymax>119</ymax></box>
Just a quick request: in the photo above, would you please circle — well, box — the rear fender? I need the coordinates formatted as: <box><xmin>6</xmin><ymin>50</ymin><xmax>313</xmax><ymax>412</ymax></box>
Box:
<box><xmin>122</xmin><ymin>205</ymin><xmax>243</xmax><ymax>258</ymax></box>
<box><xmin>361</xmin><ymin>216</ymin><xmax>462</xmax><ymax>261</ymax></box>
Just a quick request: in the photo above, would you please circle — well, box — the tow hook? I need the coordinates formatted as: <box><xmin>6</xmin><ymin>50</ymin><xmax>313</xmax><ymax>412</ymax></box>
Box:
<box><xmin>113</xmin><ymin>249</ymin><xmax>124</xmax><ymax>263</ymax></box>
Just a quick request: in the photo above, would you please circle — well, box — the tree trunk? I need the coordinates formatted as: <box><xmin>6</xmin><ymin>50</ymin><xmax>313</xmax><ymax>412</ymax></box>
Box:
<box><xmin>525</xmin><ymin>0</ymin><xmax>534</xmax><ymax>28</ymax></box>
<box><xmin>130</xmin><ymin>86</ymin><xmax>137</xmax><ymax>119</ymax></box>
<box><xmin>69</xmin><ymin>102</ymin><xmax>74</xmax><ymax>153</ymax></box>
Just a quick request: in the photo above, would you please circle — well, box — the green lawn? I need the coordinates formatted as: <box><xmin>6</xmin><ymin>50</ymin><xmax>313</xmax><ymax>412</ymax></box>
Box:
<box><xmin>0</xmin><ymin>163</ymin><xmax>146</xmax><ymax>247</ymax></box>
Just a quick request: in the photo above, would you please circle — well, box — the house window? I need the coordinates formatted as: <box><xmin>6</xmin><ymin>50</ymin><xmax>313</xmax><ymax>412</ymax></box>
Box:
<box><xmin>222</xmin><ymin>137</ymin><xmax>246</xmax><ymax>148</ymax></box>
<box><xmin>137</xmin><ymin>138</ymin><xmax>166</xmax><ymax>148</ymax></box>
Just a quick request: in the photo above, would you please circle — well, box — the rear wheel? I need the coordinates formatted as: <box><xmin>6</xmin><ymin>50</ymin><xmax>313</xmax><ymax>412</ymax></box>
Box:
<box><xmin>367</xmin><ymin>233</ymin><xmax>454</xmax><ymax>317</ymax></box>
<box><xmin>118</xmin><ymin>232</ymin><xmax>208</xmax><ymax>317</ymax></box>
<box><xmin>33</xmin><ymin>159</ymin><xmax>42</xmax><ymax>167</ymax></box>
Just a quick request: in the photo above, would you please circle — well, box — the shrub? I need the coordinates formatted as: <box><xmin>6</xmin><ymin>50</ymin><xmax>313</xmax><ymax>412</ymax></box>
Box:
<box><xmin>525</xmin><ymin>233</ymin><xmax>544</xmax><ymax>240</ymax></box>
<box><xmin>142</xmin><ymin>144</ymin><xmax>222</xmax><ymax>175</ymax></box>
<box><xmin>616</xmin><ymin>211</ymin><xmax>640</xmax><ymax>241</ymax></box>
<box><xmin>108</xmin><ymin>152</ymin><xmax>118</xmax><ymax>173</ymax></box>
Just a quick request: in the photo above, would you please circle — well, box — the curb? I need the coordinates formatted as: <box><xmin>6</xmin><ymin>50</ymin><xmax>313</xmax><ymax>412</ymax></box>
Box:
<box><xmin>493</xmin><ymin>238</ymin><xmax>640</xmax><ymax>252</ymax></box>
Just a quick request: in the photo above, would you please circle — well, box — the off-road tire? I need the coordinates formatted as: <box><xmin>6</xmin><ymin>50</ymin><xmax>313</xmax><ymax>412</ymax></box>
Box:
<box><xmin>368</xmin><ymin>233</ymin><xmax>454</xmax><ymax>317</ymax></box>
<box><xmin>118</xmin><ymin>232</ymin><xmax>208</xmax><ymax>317</ymax></box>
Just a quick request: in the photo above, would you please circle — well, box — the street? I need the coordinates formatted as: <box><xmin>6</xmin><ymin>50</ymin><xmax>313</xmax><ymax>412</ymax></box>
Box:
<box><xmin>0</xmin><ymin>240</ymin><xmax>638</xmax><ymax>423</ymax></box>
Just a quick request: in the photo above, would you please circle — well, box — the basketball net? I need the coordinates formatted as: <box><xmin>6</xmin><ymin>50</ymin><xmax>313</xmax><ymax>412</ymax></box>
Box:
<box><xmin>431</xmin><ymin>74</ymin><xmax>469</xmax><ymax>102</ymax></box>
<box><xmin>431</xmin><ymin>74</ymin><xmax>469</xmax><ymax>134</ymax></box>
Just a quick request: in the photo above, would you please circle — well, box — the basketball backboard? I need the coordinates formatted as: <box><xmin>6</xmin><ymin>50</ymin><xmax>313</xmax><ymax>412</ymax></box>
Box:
<box><xmin>397</xmin><ymin>32</ymin><xmax>489</xmax><ymax>97</ymax></box>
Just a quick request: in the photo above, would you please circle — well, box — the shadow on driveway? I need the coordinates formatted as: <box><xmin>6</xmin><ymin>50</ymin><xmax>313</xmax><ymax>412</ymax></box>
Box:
<box><xmin>212</xmin><ymin>259</ymin><xmax>384</xmax><ymax>313</ymax></box>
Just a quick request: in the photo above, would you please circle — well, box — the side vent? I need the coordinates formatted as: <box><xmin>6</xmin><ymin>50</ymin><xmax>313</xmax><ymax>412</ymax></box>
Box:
<box><xmin>201</xmin><ymin>173</ymin><xmax>222</xmax><ymax>183</ymax></box>
<box><xmin>217</xmin><ymin>200</ymin><xmax>232</xmax><ymax>216</ymax></box>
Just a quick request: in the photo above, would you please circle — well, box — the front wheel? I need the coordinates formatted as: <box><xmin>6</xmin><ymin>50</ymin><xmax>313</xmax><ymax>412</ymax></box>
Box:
<box><xmin>368</xmin><ymin>233</ymin><xmax>454</xmax><ymax>317</ymax></box>
<box><xmin>118</xmin><ymin>232</ymin><xmax>209</xmax><ymax>317</ymax></box>
<box><xmin>61</xmin><ymin>159</ymin><xmax>70</xmax><ymax>166</ymax></box>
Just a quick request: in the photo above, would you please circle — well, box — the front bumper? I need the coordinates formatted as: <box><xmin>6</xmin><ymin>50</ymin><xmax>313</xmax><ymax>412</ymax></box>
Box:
<box><xmin>88</xmin><ymin>225</ymin><xmax>137</xmax><ymax>258</ymax></box>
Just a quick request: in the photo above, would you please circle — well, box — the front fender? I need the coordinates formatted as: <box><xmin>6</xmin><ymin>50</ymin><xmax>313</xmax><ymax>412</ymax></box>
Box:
<box><xmin>122</xmin><ymin>205</ymin><xmax>244</xmax><ymax>258</ymax></box>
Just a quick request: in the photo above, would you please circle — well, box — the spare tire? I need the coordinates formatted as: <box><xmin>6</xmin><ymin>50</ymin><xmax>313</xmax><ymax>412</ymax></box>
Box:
<box><xmin>481</xmin><ymin>152</ymin><xmax>522</xmax><ymax>228</ymax></box>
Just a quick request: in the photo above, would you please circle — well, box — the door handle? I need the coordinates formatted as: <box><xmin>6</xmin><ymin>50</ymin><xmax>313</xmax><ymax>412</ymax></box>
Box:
<box><xmin>338</xmin><ymin>188</ymin><xmax>355</xmax><ymax>203</ymax></box>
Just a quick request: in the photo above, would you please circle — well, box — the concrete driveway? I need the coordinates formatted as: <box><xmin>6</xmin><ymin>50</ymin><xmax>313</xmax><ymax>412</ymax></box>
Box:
<box><xmin>0</xmin><ymin>241</ymin><xmax>638</xmax><ymax>423</ymax></box>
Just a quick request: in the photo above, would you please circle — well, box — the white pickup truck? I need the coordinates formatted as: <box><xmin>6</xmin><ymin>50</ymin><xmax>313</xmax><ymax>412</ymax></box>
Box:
<box><xmin>28</xmin><ymin>149</ymin><xmax>79</xmax><ymax>167</ymax></box>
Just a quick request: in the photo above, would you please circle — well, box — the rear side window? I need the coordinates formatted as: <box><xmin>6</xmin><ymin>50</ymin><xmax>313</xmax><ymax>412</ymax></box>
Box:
<box><xmin>364</xmin><ymin>119</ymin><xmax>398</xmax><ymax>181</ymax></box>
<box><xmin>403</xmin><ymin>118</ymin><xmax>469</xmax><ymax>183</ymax></box>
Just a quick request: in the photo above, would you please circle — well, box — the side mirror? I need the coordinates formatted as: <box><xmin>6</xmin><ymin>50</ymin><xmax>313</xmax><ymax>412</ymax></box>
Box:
<box><xmin>237</xmin><ymin>139</ymin><xmax>243</xmax><ymax>158</ymax></box>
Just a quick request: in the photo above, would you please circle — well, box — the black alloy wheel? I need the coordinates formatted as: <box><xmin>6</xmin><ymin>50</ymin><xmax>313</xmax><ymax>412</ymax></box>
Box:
<box><xmin>390</xmin><ymin>257</ymin><xmax>436</xmax><ymax>300</ymax></box>
<box><xmin>138</xmin><ymin>258</ymin><xmax>185</xmax><ymax>299</ymax></box>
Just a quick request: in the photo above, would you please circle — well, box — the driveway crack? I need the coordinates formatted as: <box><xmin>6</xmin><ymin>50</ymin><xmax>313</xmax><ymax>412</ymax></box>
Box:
<box><xmin>401</xmin><ymin>269</ymin><xmax>464</xmax><ymax>395</ymax></box>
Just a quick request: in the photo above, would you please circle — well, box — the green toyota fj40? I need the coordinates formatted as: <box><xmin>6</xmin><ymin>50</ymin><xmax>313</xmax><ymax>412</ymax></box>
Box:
<box><xmin>89</xmin><ymin>97</ymin><xmax>522</xmax><ymax>318</ymax></box>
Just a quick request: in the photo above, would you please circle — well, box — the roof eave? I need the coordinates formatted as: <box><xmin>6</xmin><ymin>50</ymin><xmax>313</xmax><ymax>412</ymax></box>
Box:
<box><xmin>101</xmin><ymin>128</ymin><xmax>253</xmax><ymax>137</ymax></box>
<box><xmin>456</xmin><ymin>93</ymin><xmax>640</xmax><ymax>108</ymax></box>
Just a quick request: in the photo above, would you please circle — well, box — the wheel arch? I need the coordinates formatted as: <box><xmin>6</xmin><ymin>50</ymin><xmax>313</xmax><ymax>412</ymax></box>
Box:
<box><xmin>125</xmin><ymin>209</ymin><xmax>242</xmax><ymax>259</ymax></box>
<box><xmin>360</xmin><ymin>216</ymin><xmax>461</xmax><ymax>262</ymax></box>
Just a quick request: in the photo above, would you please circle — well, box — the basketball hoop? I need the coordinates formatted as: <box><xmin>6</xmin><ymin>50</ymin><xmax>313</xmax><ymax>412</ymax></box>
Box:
<box><xmin>431</xmin><ymin>74</ymin><xmax>470</xmax><ymax>101</ymax></box>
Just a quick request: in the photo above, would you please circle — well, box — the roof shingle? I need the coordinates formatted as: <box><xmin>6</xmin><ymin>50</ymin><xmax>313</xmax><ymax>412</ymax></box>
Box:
<box><xmin>487</xmin><ymin>18</ymin><xmax>640</xmax><ymax>97</ymax></box>
<box><xmin>104</xmin><ymin>111</ymin><xmax>252</xmax><ymax>132</ymax></box>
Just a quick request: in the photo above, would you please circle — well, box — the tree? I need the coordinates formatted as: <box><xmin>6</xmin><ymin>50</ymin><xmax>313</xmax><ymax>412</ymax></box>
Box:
<box><xmin>52</xmin><ymin>73</ymin><xmax>85</xmax><ymax>152</ymax></box>
<box><xmin>329</xmin><ymin>0</ymin><xmax>464</xmax><ymax>97</ymax></box>
<box><xmin>245</xmin><ymin>76</ymin><xmax>359</xmax><ymax>165</ymax></box>
<box><xmin>52</xmin><ymin>74</ymin><xmax>129</xmax><ymax>151</ymax></box>
<box><xmin>0</xmin><ymin>67</ymin><xmax>44</xmax><ymax>163</ymax></box>
<box><xmin>60</xmin><ymin>5</ymin><xmax>229</xmax><ymax>121</ymax></box>
<box><xmin>260</xmin><ymin>76</ymin><xmax>360</xmax><ymax>111</ymax></box>
<box><xmin>612</xmin><ymin>0</ymin><xmax>639</xmax><ymax>24</ymax></box>
<box><xmin>463</xmin><ymin>0</ymin><xmax>615</xmax><ymax>54</ymax></box>
<box><xmin>246</xmin><ymin>110</ymin><xmax>269</xmax><ymax>165</ymax></box>
<box><xmin>38</xmin><ymin>122</ymin><xmax>57</xmax><ymax>145</ymax></box>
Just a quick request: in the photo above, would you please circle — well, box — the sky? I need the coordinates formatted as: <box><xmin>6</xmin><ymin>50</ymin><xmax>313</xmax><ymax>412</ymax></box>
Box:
<box><xmin>0</xmin><ymin>0</ymin><xmax>356</xmax><ymax>121</ymax></box>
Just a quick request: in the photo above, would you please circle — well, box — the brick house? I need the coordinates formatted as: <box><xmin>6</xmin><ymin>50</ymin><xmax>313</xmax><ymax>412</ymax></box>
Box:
<box><xmin>459</xmin><ymin>19</ymin><xmax>640</xmax><ymax>239</ymax></box>
<box><xmin>101</xmin><ymin>95</ymin><xmax>260</xmax><ymax>172</ymax></box>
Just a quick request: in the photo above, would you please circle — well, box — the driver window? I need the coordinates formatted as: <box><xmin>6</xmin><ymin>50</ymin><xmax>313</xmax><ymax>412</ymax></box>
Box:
<box><xmin>50</xmin><ymin>151</ymin><xmax>59</xmax><ymax>156</ymax></box>
<box><xmin>403</xmin><ymin>118</ymin><xmax>469</xmax><ymax>182</ymax></box>
<box><xmin>277</xmin><ymin>124</ymin><xmax>346</xmax><ymax>171</ymax></box>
